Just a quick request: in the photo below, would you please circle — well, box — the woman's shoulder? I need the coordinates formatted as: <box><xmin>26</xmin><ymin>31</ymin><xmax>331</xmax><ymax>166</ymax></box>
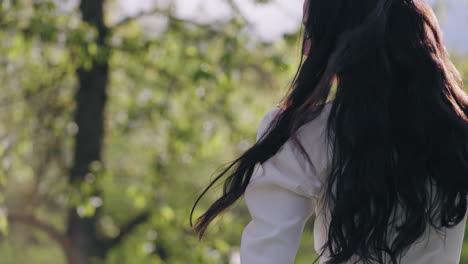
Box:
<box><xmin>258</xmin><ymin>102</ymin><xmax>333</xmax><ymax>183</ymax></box>
<box><xmin>298</xmin><ymin>102</ymin><xmax>333</xmax><ymax>138</ymax></box>
<box><xmin>257</xmin><ymin>102</ymin><xmax>333</xmax><ymax>144</ymax></box>
<box><xmin>255</xmin><ymin>106</ymin><xmax>281</xmax><ymax>142</ymax></box>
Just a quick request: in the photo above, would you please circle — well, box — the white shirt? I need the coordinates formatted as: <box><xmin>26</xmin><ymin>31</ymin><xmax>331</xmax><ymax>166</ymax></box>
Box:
<box><xmin>240</xmin><ymin>104</ymin><xmax>467</xmax><ymax>264</ymax></box>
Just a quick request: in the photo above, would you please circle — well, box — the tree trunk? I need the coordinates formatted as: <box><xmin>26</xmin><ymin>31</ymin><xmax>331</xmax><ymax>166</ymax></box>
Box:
<box><xmin>66</xmin><ymin>0</ymin><xmax>109</xmax><ymax>263</ymax></box>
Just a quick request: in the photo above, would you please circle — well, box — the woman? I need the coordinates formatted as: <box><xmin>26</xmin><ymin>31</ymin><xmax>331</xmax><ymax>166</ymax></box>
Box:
<box><xmin>190</xmin><ymin>0</ymin><xmax>468</xmax><ymax>263</ymax></box>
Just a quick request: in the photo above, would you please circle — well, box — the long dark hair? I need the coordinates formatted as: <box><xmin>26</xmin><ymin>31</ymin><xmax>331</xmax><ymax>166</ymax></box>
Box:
<box><xmin>190</xmin><ymin>0</ymin><xmax>468</xmax><ymax>263</ymax></box>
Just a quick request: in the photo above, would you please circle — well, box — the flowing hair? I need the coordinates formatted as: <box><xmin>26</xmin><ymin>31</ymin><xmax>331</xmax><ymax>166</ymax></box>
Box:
<box><xmin>190</xmin><ymin>0</ymin><xmax>468</xmax><ymax>263</ymax></box>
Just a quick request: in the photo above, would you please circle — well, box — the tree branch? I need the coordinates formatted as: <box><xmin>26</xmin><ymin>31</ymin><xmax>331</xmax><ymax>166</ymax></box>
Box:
<box><xmin>7</xmin><ymin>212</ymin><xmax>79</xmax><ymax>264</ymax></box>
<box><xmin>106</xmin><ymin>211</ymin><xmax>150</xmax><ymax>249</ymax></box>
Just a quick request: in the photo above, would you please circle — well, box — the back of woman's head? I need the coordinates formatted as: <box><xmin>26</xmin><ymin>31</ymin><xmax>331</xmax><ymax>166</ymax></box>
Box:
<box><xmin>191</xmin><ymin>0</ymin><xmax>468</xmax><ymax>263</ymax></box>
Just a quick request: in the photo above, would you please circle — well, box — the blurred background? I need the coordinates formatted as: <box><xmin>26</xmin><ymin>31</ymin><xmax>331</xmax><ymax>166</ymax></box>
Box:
<box><xmin>0</xmin><ymin>0</ymin><xmax>467</xmax><ymax>263</ymax></box>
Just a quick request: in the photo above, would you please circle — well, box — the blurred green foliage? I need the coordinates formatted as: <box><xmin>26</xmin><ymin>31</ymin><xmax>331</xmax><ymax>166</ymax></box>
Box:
<box><xmin>0</xmin><ymin>0</ymin><xmax>467</xmax><ymax>263</ymax></box>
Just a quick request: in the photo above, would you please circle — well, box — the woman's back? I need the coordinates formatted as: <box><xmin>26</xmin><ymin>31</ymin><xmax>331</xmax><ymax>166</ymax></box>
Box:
<box><xmin>241</xmin><ymin>104</ymin><xmax>467</xmax><ymax>263</ymax></box>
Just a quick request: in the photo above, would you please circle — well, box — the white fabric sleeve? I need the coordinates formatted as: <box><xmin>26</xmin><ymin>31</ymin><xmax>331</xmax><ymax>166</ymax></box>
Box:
<box><xmin>240</xmin><ymin>107</ymin><xmax>320</xmax><ymax>264</ymax></box>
